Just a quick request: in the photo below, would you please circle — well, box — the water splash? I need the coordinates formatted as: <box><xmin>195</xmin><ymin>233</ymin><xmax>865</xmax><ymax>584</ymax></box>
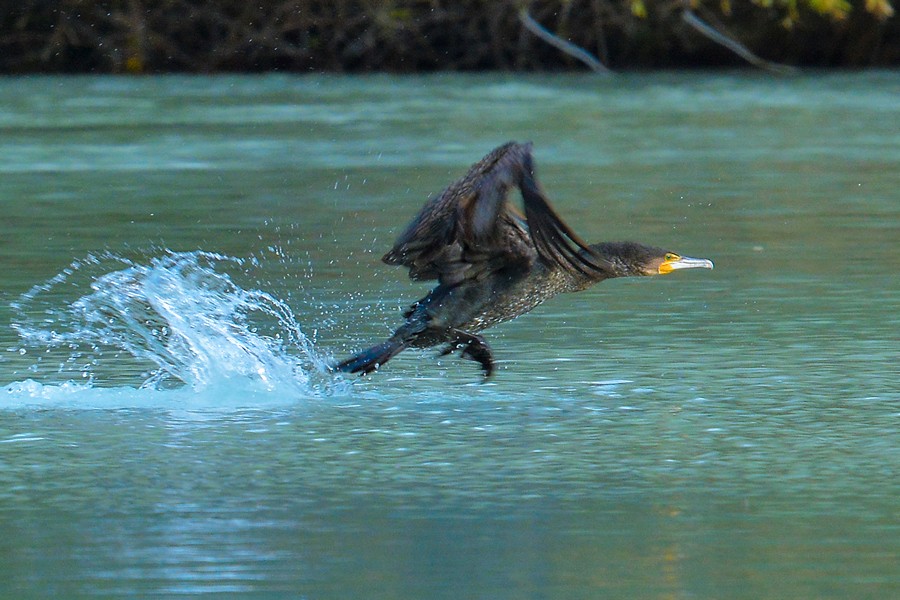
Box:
<box><xmin>9</xmin><ymin>250</ymin><xmax>344</xmax><ymax>399</ymax></box>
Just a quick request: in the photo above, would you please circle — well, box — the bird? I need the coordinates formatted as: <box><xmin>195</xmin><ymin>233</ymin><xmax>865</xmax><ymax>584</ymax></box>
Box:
<box><xmin>334</xmin><ymin>141</ymin><xmax>713</xmax><ymax>378</ymax></box>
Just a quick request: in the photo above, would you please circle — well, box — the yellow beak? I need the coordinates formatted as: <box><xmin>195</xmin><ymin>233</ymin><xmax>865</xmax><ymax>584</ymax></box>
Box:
<box><xmin>658</xmin><ymin>255</ymin><xmax>714</xmax><ymax>275</ymax></box>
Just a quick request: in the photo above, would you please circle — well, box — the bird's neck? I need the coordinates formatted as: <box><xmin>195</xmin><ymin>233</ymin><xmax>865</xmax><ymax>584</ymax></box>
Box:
<box><xmin>587</xmin><ymin>242</ymin><xmax>649</xmax><ymax>278</ymax></box>
<box><xmin>539</xmin><ymin>242</ymin><xmax>649</xmax><ymax>293</ymax></box>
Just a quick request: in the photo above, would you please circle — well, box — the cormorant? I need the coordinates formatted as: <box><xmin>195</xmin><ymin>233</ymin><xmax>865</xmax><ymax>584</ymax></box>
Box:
<box><xmin>335</xmin><ymin>142</ymin><xmax>713</xmax><ymax>378</ymax></box>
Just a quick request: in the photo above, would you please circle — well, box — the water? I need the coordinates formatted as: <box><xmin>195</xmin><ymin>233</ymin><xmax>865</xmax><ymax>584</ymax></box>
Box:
<box><xmin>1</xmin><ymin>73</ymin><xmax>898</xmax><ymax>598</ymax></box>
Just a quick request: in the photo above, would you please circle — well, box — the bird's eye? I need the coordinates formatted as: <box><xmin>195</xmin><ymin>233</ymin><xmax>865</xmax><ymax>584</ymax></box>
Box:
<box><xmin>664</xmin><ymin>253</ymin><xmax>680</xmax><ymax>262</ymax></box>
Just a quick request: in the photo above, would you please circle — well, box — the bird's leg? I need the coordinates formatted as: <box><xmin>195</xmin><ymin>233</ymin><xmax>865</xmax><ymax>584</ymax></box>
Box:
<box><xmin>438</xmin><ymin>329</ymin><xmax>495</xmax><ymax>378</ymax></box>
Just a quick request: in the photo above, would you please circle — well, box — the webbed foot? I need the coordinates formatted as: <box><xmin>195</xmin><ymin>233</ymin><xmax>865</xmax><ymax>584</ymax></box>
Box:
<box><xmin>438</xmin><ymin>330</ymin><xmax>494</xmax><ymax>378</ymax></box>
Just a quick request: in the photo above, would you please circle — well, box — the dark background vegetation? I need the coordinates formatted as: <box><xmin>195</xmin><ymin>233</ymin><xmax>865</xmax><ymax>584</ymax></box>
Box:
<box><xmin>1</xmin><ymin>0</ymin><xmax>897</xmax><ymax>73</ymax></box>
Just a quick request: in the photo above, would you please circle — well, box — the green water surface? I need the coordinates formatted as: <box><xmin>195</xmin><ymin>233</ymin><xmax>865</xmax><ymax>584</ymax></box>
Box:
<box><xmin>0</xmin><ymin>73</ymin><xmax>898</xmax><ymax>599</ymax></box>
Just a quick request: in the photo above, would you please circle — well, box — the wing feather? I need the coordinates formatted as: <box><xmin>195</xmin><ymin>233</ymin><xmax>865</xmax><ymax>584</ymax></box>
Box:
<box><xmin>382</xmin><ymin>142</ymin><xmax>611</xmax><ymax>286</ymax></box>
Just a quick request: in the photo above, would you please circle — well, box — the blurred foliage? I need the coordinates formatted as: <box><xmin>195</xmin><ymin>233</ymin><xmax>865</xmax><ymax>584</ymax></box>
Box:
<box><xmin>752</xmin><ymin>0</ymin><xmax>895</xmax><ymax>24</ymax></box>
<box><xmin>0</xmin><ymin>0</ymin><xmax>896</xmax><ymax>73</ymax></box>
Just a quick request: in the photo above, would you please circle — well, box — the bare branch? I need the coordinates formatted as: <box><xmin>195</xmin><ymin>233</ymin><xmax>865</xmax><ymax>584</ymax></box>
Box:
<box><xmin>519</xmin><ymin>8</ymin><xmax>611</xmax><ymax>75</ymax></box>
<box><xmin>681</xmin><ymin>7</ymin><xmax>798</xmax><ymax>75</ymax></box>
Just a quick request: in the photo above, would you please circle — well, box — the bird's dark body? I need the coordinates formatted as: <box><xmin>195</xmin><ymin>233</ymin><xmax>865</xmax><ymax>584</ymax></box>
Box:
<box><xmin>408</xmin><ymin>260</ymin><xmax>577</xmax><ymax>338</ymax></box>
<box><xmin>334</xmin><ymin>142</ymin><xmax>712</xmax><ymax>377</ymax></box>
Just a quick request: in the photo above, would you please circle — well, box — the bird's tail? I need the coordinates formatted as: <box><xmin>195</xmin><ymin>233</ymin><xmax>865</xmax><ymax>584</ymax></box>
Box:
<box><xmin>333</xmin><ymin>337</ymin><xmax>408</xmax><ymax>375</ymax></box>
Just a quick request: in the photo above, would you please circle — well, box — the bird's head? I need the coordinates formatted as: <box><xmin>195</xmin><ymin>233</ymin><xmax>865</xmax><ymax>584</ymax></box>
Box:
<box><xmin>591</xmin><ymin>242</ymin><xmax>714</xmax><ymax>277</ymax></box>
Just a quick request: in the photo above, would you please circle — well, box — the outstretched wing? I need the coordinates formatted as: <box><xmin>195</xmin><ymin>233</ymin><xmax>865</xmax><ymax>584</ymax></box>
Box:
<box><xmin>382</xmin><ymin>142</ymin><xmax>611</xmax><ymax>286</ymax></box>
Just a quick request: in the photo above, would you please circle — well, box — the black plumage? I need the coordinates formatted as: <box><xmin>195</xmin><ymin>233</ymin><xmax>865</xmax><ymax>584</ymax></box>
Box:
<box><xmin>335</xmin><ymin>142</ymin><xmax>713</xmax><ymax>377</ymax></box>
